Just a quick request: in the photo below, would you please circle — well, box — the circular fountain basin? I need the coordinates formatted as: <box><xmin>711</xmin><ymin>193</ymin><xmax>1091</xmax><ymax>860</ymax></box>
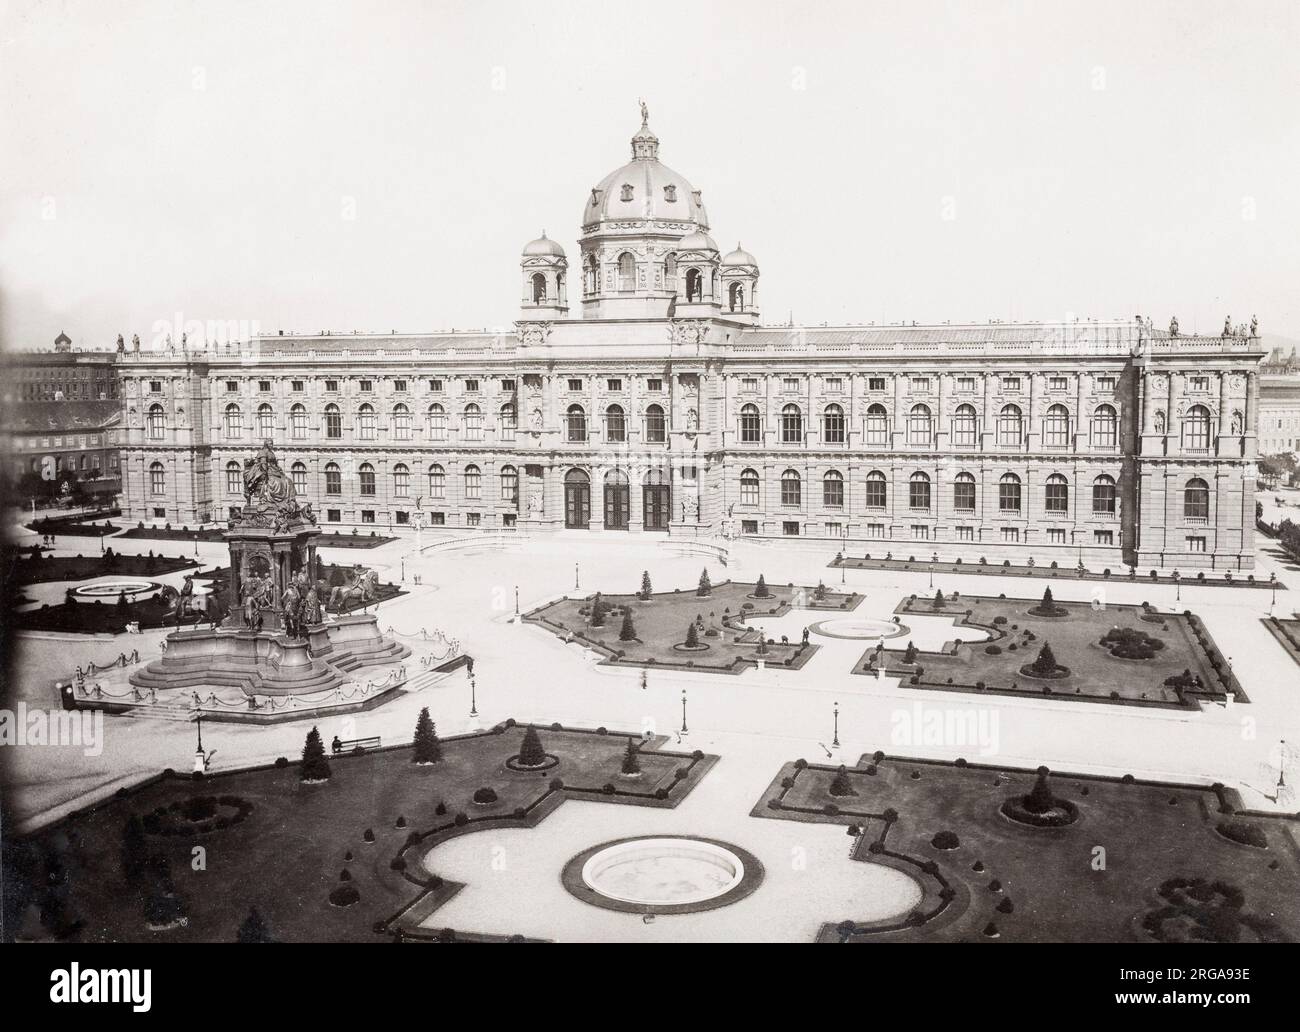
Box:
<box><xmin>563</xmin><ymin>836</ymin><xmax>764</xmax><ymax>914</ymax></box>
<box><xmin>810</xmin><ymin>617</ymin><xmax>909</xmax><ymax>640</ymax></box>
<box><xmin>71</xmin><ymin>578</ymin><xmax>160</xmax><ymax>600</ymax></box>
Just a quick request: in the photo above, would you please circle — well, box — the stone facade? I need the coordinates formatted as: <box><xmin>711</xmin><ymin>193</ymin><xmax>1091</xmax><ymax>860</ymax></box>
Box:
<box><xmin>115</xmin><ymin>113</ymin><xmax>1265</xmax><ymax>570</ymax></box>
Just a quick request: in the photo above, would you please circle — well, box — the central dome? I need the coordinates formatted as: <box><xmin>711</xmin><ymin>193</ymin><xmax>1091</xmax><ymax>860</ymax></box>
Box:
<box><xmin>581</xmin><ymin>117</ymin><xmax>708</xmax><ymax>231</ymax></box>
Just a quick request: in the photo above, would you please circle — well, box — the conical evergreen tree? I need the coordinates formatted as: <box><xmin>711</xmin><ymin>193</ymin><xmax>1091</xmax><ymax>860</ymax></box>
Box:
<box><xmin>1024</xmin><ymin>768</ymin><xmax>1057</xmax><ymax>814</ymax></box>
<box><xmin>1042</xmin><ymin>586</ymin><xmax>1054</xmax><ymax>607</ymax></box>
<box><xmin>685</xmin><ymin>622</ymin><xmax>700</xmax><ymax>648</ymax></box>
<box><xmin>620</xmin><ymin>738</ymin><xmax>641</xmax><ymax>775</ymax></box>
<box><xmin>697</xmin><ymin>568</ymin><xmax>712</xmax><ymax>597</ymax></box>
<box><xmin>755</xmin><ymin>574</ymin><xmax>770</xmax><ymax>598</ymax></box>
<box><xmin>830</xmin><ymin>764</ymin><xmax>856</xmax><ymax>797</ymax></box>
<box><xmin>590</xmin><ymin>592</ymin><xmax>607</xmax><ymax>627</ymax></box>
<box><xmin>237</xmin><ymin>906</ymin><xmax>274</xmax><ymax>943</ymax></box>
<box><xmin>412</xmin><ymin>707</ymin><xmax>442</xmax><ymax>764</ymax></box>
<box><xmin>903</xmin><ymin>641</ymin><xmax>918</xmax><ymax>664</ymax></box>
<box><xmin>518</xmin><ymin>725</ymin><xmax>547</xmax><ymax>767</ymax></box>
<box><xmin>814</xmin><ymin>580</ymin><xmax>827</xmax><ymax>601</ymax></box>
<box><xmin>300</xmin><ymin>725</ymin><xmax>332</xmax><ymax>782</ymax></box>
<box><xmin>619</xmin><ymin>608</ymin><xmax>637</xmax><ymax>641</ymax></box>
<box><xmin>1031</xmin><ymin>642</ymin><xmax>1058</xmax><ymax>676</ymax></box>
<box><xmin>640</xmin><ymin>571</ymin><xmax>652</xmax><ymax>600</ymax></box>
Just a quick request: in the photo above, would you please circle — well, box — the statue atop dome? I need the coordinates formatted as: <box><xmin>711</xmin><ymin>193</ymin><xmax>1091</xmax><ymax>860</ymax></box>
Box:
<box><xmin>640</xmin><ymin>98</ymin><xmax>649</xmax><ymax>128</ymax></box>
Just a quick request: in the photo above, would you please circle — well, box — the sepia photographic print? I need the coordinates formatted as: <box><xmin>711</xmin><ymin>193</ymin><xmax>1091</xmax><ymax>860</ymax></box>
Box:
<box><xmin>1</xmin><ymin>0</ymin><xmax>1297</xmax><ymax>1006</ymax></box>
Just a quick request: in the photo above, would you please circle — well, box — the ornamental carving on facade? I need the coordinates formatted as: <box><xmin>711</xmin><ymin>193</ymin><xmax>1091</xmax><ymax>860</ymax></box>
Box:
<box><xmin>668</xmin><ymin>320</ymin><xmax>710</xmax><ymax>345</ymax></box>
<box><xmin>517</xmin><ymin>321</ymin><xmax>552</xmax><ymax>347</ymax></box>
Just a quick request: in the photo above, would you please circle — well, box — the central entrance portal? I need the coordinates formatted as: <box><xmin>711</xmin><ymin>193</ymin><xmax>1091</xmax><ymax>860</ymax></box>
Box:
<box><xmin>604</xmin><ymin>469</ymin><xmax>630</xmax><ymax>530</ymax></box>
<box><xmin>564</xmin><ymin>468</ymin><xmax>591</xmax><ymax>529</ymax></box>
<box><xmin>643</xmin><ymin>468</ymin><xmax>671</xmax><ymax>532</ymax></box>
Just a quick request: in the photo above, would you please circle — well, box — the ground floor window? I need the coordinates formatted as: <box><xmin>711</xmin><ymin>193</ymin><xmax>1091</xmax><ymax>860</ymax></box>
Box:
<box><xmin>955</xmin><ymin>526</ymin><xmax>974</xmax><ymax>541</ymax></box>
<box><xmin>326</xmin><ymin>508</ymin><xmax>341</xmax><ymax>523</ymax></box>
<box><xmin>1047</xmin><ymin>528</ymin><xmax>1066</xmax><ymax>544</ymax></box>
<box><xmin>361</xmin><ymin>510</ymin><xmax>375</xmax><ymax>523</ymax></box>
<box><xmin>825</xmin><ymin>521</ymin><xmax>843</xmax><ymax>536</ymax></box>
<box><xmin>866</xmin><ymin>523</ymin><xmax>886</xmax><ymax>538</ymax></box>
<box><xmin>1001</xmin><ymin>527</ymin><xmax>1020</xmax><ymax>542</ymax></box>
<box><xmin>783</xmin><ymin>521</ymin><xmax>800</xmax><ymax>536</ymax></box>
<box><xmin>741</xmin><ymin>520</ymin><xmax>758</xmax><ymax>534</ymax></box>
<box><xmin>1094</xmin><ymin>530</ymin><xmax>1114</xmax><ymax>545</ymax></box>
<box><xmin>153</xmin><ymin>507</ymin><xmax>166</xmax><ymax>519</ymax></box>
<box><xmin>431</xmin><ymin>512</ymin><xmax>445</xmax><ymax>526</ymax></box>
<box><xmin>395</xmin><ymin>511</ymin><xmax>409</xmax><ymax>525</ymax></box>
<box><xmin>503</xmin><ymin>513</ymin><xmax>516</xmax><ymax>528</ymax></box>
<box><xmin>1186</xmin><ymin>535</ymin><xmax>1206</xmax><ymax>552</ymax></box>
<box><xmin>911</xmin><ymin>524</ymin><xmax>930</xmax><ymax>540</ymax></box>
<box><xmin>467</xmin><ymin>512</ymin><xmax>481</xmax><ymax>527</ymax></box>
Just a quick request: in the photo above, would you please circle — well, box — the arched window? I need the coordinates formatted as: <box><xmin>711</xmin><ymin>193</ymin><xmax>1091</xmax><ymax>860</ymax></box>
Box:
<box><xmin>998</xmin><ymin>472</ymin><xmax>1021</xmax><ymax>512</ymax></box>
<box><xmin>325</xmin><ymin>403</ymin><xmax>341</xmax><ymax>439</ymax></box>
<box><xmin>686</xmin><ymin>267</ymin><xmax>702</xmax><ymax>301</ymax></box>
<box><xmin>147</xmin><ymin>404</ymin><xmax>165</xmax><ymax>441</ymax></box>
<box><xmin>501</xmin><ymin>465</ymin><xmax>518</xmax><ymax>504</ymax></box>
<box><xmin>605</xmin><ymin>404</ymin><xmax>626</xmax><ymax>443</ymax></box>
<box><xmin>1091</xmin><ymin>404</ymin><xmax>1118</xmax><ymax>449</ymax></box>
<box><xmin>500</xmin><ymin>403</ymin><xmax>517</xmax><ymax>441</ymax></box>
<box><xmin>393</xmin><ymin>462</ymin><xmax>409</xmax><ymax>496</ymax></box>
<box><xmin>823</xmin><ymin>469</ymin><xmax>844</xmax><ymax>507</ymax></box>
<box><xmin>149</xmin><ymin>461</ymin><xmax>165</xmax><ymax>495</ymax></box>
<box><xmin>428</xmin><ymin>464</ymin><xmax>445</xmax><ymax>498</ymax></box>
<box><xmin>257</xmin><ymin>403</ymin><xmax>274</xmax><ymax>439</ymax></box>
<box><xmin>324</xmin><ymin>462</ymin><xmax>341</xmax><ymax>495</ymax></box>
<box><xmin>223</xmin><ymin>403</ymin><xmax>242</xmax><ymax>439</ymax></box>
<box><xmin>908</xmin><ymin>404</ymin><xmax>932</xmax><ymax>446</ymax></box>
<box><xmin>1092</xmin><ymin>474</ymin><xmax>1116</xmax><ymax>514</ymax></box>
<box><xmin>823</xmin><ymin>404</ymin><xmax>845</xmax><ymax>444</ymax></box>
<box><xmin>740</xmin><ymin>468</ymin><xmax>760</xmax><ymax>506</ymax></box>
<box><xmin>645</xmin><ymin>404</ymin><xmax>666</xmax><ymax>444</ymax></box>
<box><xmin>739</xmin><ymin>403</ymin><xmax>761</xmax><ymax>443</ymax></box>
<box><xmin>1045</xmin><ymin>473</ymin><xmax>1069</xmax><ymax>513</ymax></box>
<box><xmin>1183</xmin><ymin>405</ymin><xmax>1211</xmax><ymax>451</ymax></box>
<box><xmin>428</xmin><ymin>404</ymin><xmax>447</xmax><ymax>441</ymax></box>
<box><xmin>357</xmin><ymin>404</ymin><xmax>376</xmax><ymax>441</ymax></box>
<box><xmin>225</xmin><ymin>461</ymin><xmax>241</xmax><ymax>494</ymax></box>
<box><xmin>618</xmin><ymin>252</ymin><xmax>636</xmax><ymax>292</ymax></box>
<box><xmin>566</xmin><ymin>404</ymin><xmax>587</xmax><ymax>443</ymax></box>
<box><xmin>290</xmin><ymin>403</ymin><xmax>308</xmax><ymax>439</ymax></box>
<box><xmin>865</xmin><ymin>404</ymin><xmax>889</xmax><ymax>446</ymax></box>
<box><xmin>464</xmin><ymin>464</ymin><xmax>482</xmax><ymax>500</ymax></box>
<box><xmin>1184</xmin><ymin>477</ymin><xmax>1209</xmax><ymax>520</ymax></box>
<box><xmin>909</xmin><ymin>471</ymin><xmax>931</xmax><ymax>510</ymax></box>
<box><xmin>729</xmin><ymin>282</ymin><xmax>744</xmax><ymax>312</ymax></box>
<box><xmin>358</xmin><ymin>462</ymin><xmax>375</xmax><ymax>496</ymax></box>
<box><xmin>780</xmin><ymin>468</ymin><xmax>801</xmax><ymax>506</ymax></box>
<box><xmin>393</xmin><ymin>404</ymin><xmax>411</xmax><ymax>441</ymax></box>
<box><xmin>291</xmin><ymin>461</ymin><xmax>307</xmax><ymax>496</ymax></box>
<box><xmin>531</xmin><ymin>273</ymin><xmax>547</xmax><ymax>302</ymax></box>
<box><xmin>1043</xmin><ymin>404</ymin><xmax>1070</xmax><ymax>448</ymax></box>
<box><xmin>997</xmin><ymin>405</ymin><xmax>1023</xmax><ymax>448</ymax></box>
<box><xmin>585</xmin><ymin>254</ymin><xmax>598</xmax><ymax>295</ymax></box>
<box><xmin>463</xmin><ymin>403</ymin><xmax>483</xmax><ymax>441</ymax></box>
<box><xmin>952</xmin><ymin>404</ymin><xmax>977</xmax><ymax>448</ymax></box>
<box><xmin>781</xmin><ymin>403</ymin><xmax>803</xmax><ymax>444</ymax></box>
<box><xmin>953</xmin><ymin>471</ymin><xmax>976</xmax><ymax>511</ymax></box>
<box><xmin>865</xmin><ymin>470</ymin><xmax>887</xmax><ymax>508</ymax></box>
<box><xmin>664</xmin><ymin>253</ymin><xmax>677</xmax><ymax>287</ymax></box>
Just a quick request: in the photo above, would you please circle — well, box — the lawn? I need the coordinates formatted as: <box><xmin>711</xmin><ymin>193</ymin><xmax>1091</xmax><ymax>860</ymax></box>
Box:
<box><xmin>755</xmin><ymin>756</ymin><xmax>1300</xmax><ymax>942</ymax></box>
<box><xmin>525</xmin><ymin>578</ymin><xmax>861</xmax><ymax>674</ymax></box>
<box><xmin>1262</xmin><ymin>617</ymin><xmax>1300</xmax><ymax>670</ymax></box>
<box><xmin>13</xmin><ymin>592</ymin><xmax>209</xmax><ymax>634</ymax></box>
<box><xmin>854</xmin><ymin>591</ymin><xmax>1239</xmax><ymax>707</ymax></box>
<box><xmin>13</xmin><ymin>551</ymin><xmax>201</xmax><ymax>586</ymax></box>
<box><xmin>7</xmin><ymin>724</ymin><xmax>717</xmax><ymax>944</ymax></box>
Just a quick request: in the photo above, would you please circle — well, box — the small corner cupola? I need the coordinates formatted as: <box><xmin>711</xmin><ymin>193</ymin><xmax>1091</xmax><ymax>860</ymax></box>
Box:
<box><xmin>520</xmin><ymin>230</ymin><xmax>568</xmax><ymax>318</ymax></box>
<box><xmin>720</xmin><ymin>242</ymin><xmax>760</xmax><ymax>324</ymax></box>
<box><xmin>631</xmin><ymin>98</ymin><xmax>659</xmax><ymax>160</ymax></box>
<box><xmin>54</xmin><ymin>330</ymin><xmax>72</xmax><ymax>352</ymax></box>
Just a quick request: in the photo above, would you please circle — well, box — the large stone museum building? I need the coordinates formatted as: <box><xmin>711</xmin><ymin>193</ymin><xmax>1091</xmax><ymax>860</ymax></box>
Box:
<box><xmin>116</xmin><ymin>112</ymin><xmax>1265</xmax><ymax>569</ymax></box>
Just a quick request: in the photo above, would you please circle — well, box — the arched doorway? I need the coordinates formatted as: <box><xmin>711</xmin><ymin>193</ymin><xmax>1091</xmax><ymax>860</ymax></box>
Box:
<box><xmin>564</xmin><ymin>468</ymin><xmax>591</xmax><ymax>529</ymax></box>
<box><xmin>602</xmin><ymin>469</ymin><xmax>630</xmax><ymax>530</ymax></box>
<box><xmin>643</xmin><ymin>468</ymin><xmax>671</xmax><ymax>532</ymax></box>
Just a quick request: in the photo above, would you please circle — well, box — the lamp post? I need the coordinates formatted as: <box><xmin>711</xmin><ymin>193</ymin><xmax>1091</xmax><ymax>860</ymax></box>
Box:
<box><xmin>1271</xmin><ymin>573</ymin><xmax>1278</xmax><ymax>610</ymax></box>
<box><xmin>832</xmin><ymin>700</ymin><xmax>840</xmax><ymax>749</ymax></box>
<box><xmin>575</xmin><ymin>563</ymin><xmax>580</xmax><ymax>591</ymax></box>
<box><xmin>680</xmin><ymin>688</ymin><xmax>688</xmax><ymax>735</ymax></box>
<box><xmin>469</xmin><ymin>674</ymin><xmax>478</xmax><ymax>718</ymax></box>
<box><xmin>930</xmin><ymin>551</ymin><xmax>937</xmax><ymax>589</ymax></box>
<box><xmin>1173</xmin><ymin>569</ymin><xmax>1181</xmax><ymax>603</ymax></box>
<box><xmin>515</xmin><ymin>584</ymin><xmax>520</xmax><ymax>618</ymax></box>
<box><xmin>841</xmin><ymin>524</ymin><xmax>849</xmax><ymax>584</ymax></box>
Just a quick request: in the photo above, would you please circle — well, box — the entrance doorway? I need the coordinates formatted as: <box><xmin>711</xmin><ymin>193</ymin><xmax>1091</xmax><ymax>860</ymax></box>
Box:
<box><xmin>642</xmin><ymin>468</ymin><xmax>671</xmax><ymax>531</ymax></box>
<box><xmin>564</xmin><ymin>468</ymin><xmax>590</xmax><ymax>529</ymax></box>
<box><xmin>604</xmin><ymin>469</ymin><xmax>630</xmax><ymax>530</ymax></box>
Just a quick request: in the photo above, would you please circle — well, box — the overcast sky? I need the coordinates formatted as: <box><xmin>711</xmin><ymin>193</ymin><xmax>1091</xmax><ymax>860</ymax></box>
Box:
<box><xmin>2</xmin><ymin>0</ymin><xmax>1297</xmax><ymax>350</ymax></box>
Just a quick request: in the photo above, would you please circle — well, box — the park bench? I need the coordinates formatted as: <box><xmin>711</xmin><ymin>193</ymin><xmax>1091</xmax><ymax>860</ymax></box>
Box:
<box><xmin>332</xmin><ymin>735</ymin><xmax>381</xmax><ymax>754</ymax></box>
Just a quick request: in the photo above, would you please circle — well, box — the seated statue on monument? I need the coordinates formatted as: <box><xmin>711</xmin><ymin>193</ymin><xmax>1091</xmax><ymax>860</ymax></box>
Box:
<box><xmin>233</xmin><ymin>440</ymin><xmax>316</xmax><ymax>530</ymax></box>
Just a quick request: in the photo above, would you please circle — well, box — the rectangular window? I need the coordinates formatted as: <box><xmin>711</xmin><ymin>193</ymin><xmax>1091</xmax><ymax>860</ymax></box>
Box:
<box><xmin>291</xmin><ymin>380</ymin><xmax>304</xmax><ymax>392</ymax></box>
<box><xmin>647</xmin><ymin>378</ymin><xmax>663</xmax><ymax>392</ymax></box>
<box><xmin>1187</xmin><ymin>536</ymin><xmax>1207</xmax><ymax>553</ymax></box>
<box><xmin>866</xmin><ymin>523</ymin><xmax>886</xmax><ymax>539</ymax></box>
<box><xmin>825</xmin><ymin>521</ymin><xmax>843</xmax><ymax>536</ymax></box>
<box><xmin>741</xmin><ymin>520</ymin><xmax>758</xmax><ymax>535</ymax></box>
<box><xmin>1047</xmin><ymin>528</ymin><xmax>1066</xmax><ymax>544</ymax></box>
<box><xmin>740</xmin><ymin>377</ymin><xmax>757</xmax><ymax>391</ymax></box>
<box><xmin>325</xmin><ymin>379</ymin><xmax>339</xmax><ymax>393</ymax></box>
<box><xmin>1096</xmin><ymin>376</ymin><xmax>1115</xmax><ymax>391</ymax></box>
<box><xmin>258</xmin><ymin>380</ymin><xmax>271</xmax><ymax>393</ymax></box>
<box><xmin>394</xmin><ymin>379</ymin><xmax>408</xmax><ymax>393</ymax></box>
<box><xmin>1190</xmin><ymin>376</ymin><xmax>1209</xmax><ymax>392</ymax></box>
<box><xmin>607</xmin><ymin>378</ymin><xmax>622</xmax><ymax>391</ymax></box>
<box><xmin>1094</xmin><ymin>530</ymin><xmax>1114</xmax><ymax>545</ymax></box>
<box><xmin>467</xmin><ymin>513</ymin><xmax>481</xmax><ymax>527</ymax></box>
<box><xmin>956</xmin><ymin>526</ymin><xmax>974</xmax><ymax>542</ymax></box>
<box><xmin>359</xmin><ymin>379</ymin><xmax>373</xmax><ymax>393</ymax></box>
<box><xmin>568</xmin><ymin>378</ymin><xmax>583</xmax><ymax>392</ymax></box>
<box><xmin>957</xmin><ymin>376</ymin><xmax>975</xmax><ymax>392</ymax></box>
<box><xmin>1049</xmin><ymin>376</ymin><xmax>1068</xmax><ymax>391</ymax></box>
<box><xmin>911</xmin><ymin>525</ymin><xmax>930</xmax><ymax>540</ymax></box>
<box><xmin>1003</xmin><ymin>377</ymin><xmax>1021</xmax><ymax>391</ymax></box>
<box><xmin>153</xmin><ymin>507</ymin><xmax>166</xmax><ymax>519</ymax></box>
<box><xmin>429</xmin><ymin>378</ymin><xmax>443</xmax><ymax>392</ymax></box>
<box><xmin>1001</xmin><ymin>527</ymin><xmax>1020</xmax><ymax>543</ymax></box>
<box><xmin>868</xmin><ymin>377</ymin><xmax>886</xmax><ymax>391</ymax></box>
<box><xmin>149</xmin><ymin>380</ymin><xmax>162</xmax><ymax>393</ymax></box>
<box><xmin>431</xmin><ymin>512</ymin><xmax>445</xmax><ymax>526</ymax></box>
<box><xmin>501</xmin><ymin>379</ymin><xmax>516</xmax><ymax>392</ymax></box>
<box><xmin>503</xmin><ymin>513</ymin><xmax>517</xmax><ymax>528</ymax></box>
<box><xmin>782</xmin><ymin>377</ymin><xmax>800</xmax><ymax>391</ymax></box>
<box><xmin>225</xmin><ymin>380</ymin><xmax>238</xmax><ymax>393</ymax></box>
<box><xmin>465</xmin><ymin>379</ymin><xmax>479</xmax><ymax>393</ymax></box>
<box><xmin>782</xmin><ymin>521</ymin><xmax>800</xmax><ymax>536</ymax></box>
<box><xmin>361</xmin><ymin>510</ymin><xmax>375</xmax><ymax>523</ymax></box>
<box><xmin>911</xmin><ymin>377</ymin><xmax>930</xmax><ymax>392</ymax></box>
<box><xmin>395</xmin><ymin>511</ymin><xmax>409</xmax><ymax>525</ymax></box>
<box><xmin>825</xmin><ymin>377</ymin><xmax>843</xmax><ymax>392</ymax></box>
<box><xmin>326</xmin><ymin>508</ymin><xmax>341</xmax><ymax>523</ymax></box>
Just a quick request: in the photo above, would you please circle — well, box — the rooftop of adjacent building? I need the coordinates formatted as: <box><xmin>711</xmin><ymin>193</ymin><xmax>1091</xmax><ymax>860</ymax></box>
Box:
<box><xmin>0</xmin><ymin>398</ymin><xmax>122</xmax><ymax>434</ymax></box>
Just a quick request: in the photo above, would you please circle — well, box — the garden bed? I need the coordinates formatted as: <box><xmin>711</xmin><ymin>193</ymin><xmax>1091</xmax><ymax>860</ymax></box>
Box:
<box><xmin>13</xmin><ymin>552</ymin><xmax>201</xmax><ymax>587</ymax></box>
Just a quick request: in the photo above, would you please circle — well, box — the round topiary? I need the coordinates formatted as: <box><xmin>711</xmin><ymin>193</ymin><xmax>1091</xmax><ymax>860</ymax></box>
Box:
<box><xmin>931</xmin><ymin>830</ymin><xmax>960</xmax><ymax>850</ymax></box>
<box><xmin>472</xmin><ymin>787</ymin><xmax>498</xmax><ymax>805</ymax></box>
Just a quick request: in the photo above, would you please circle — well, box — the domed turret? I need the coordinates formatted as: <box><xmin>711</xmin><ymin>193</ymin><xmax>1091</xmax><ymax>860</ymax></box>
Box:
<box><xmin>520</xmin><ymin>231</ymin><xmax>568</xmax><ymax>319</ymax></box>
<box><xmin>720</xmin><ymin>243</ymin><xmax>760</xmax><ymax>323</ymax></box>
